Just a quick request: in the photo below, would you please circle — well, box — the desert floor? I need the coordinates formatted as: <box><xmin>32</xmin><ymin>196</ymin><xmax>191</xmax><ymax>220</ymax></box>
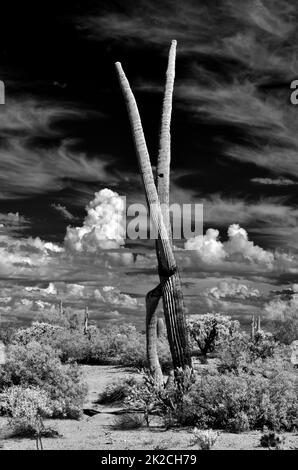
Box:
<box><xmin>1</xmin><ymin>365</ymin><xmax>298</xmax><ymax>450</ymax></box>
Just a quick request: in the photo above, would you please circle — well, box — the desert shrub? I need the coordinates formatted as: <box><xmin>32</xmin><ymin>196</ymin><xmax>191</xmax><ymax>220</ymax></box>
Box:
<box><xmin>189</xmin><ymin>314</ymin><xmax>240</xmax><ymax>361</ymax></box>
<box><xmin>265</xmin><ymin>294</ymin><xmax>298</xmax><ymax>344</ymax></box>
<box><xmin>9</xmin><ymin>322</ymin><xmax>140</xmax><ymax>366</ymax></box>
<box><xmin>249</xmin><ymin>330</ymin><xmax>277</xmax><ymax>360</ymax></box>
<box><xmin>272</xmin><ymin>319</ymin><xmax>298</xmax><ymax>345</ymax></box>
<box><xmin>10</xmin><ymin>323</ymin><xmax>109</xmax><ymax>365</ymax></box>
<box><xmin>159</xmin><ymin>367</ymin><xmax>198</xmax><ymax>428</ymax></box>
<box><xmin>37</xmin><ymin>307</ymin><xmax>84</xmax><ymax>330</ymax></box>
<box><xmin>0</xmin><ymin>341</ymin><xmax>87</xmax><ymax>419</ymax></box>
<box><xmin>243</xmin><ymin>352</ymin><xmax>295</xmax><ymax>380</ymax></box>
<box><xmin>125</xmin><ymin>362</ymin><xmax>298</xmax><ymax>432</ymax></box>
<box><xmin>191</xmin><ymin>372</ymin><xmax>259</xmax><ymax>431</ymax></box>
<box><xmin>124</xmin><ymin>367</ymin><xmax>197</xmax><ymax>428</ymax></box>
<box><xmin>110</xmin><ymin>333</ymin><xmax>146</xmax><ymax>367</ymax></box>
<box><xmin>124</xmin><ymin>374</ymin><xmax>162</xmax><ymax>427</ymax></box>
<box><xmin>52</xmin><ymin>324</ymin><xmax>144</xmax><ymax>366</ymax></box>
<box><xmin>0</xmin><ymin>386</ymin><xmax>57</xmax><ymax>448</ymax></box>
<box><xmin>217</xmin><ymin>331</ymin><xmax>250</xmax><ymax>373</ymax></box>
<box><xmin>98</xmin><ymin>324</ymin><xmax>147</xmax><ymax>366</ymax></box>
<box><xmin>190</xmin><ymin>428</ymin><xmax>218</xmax><ymax>450</ymax></box>
<box><xmin>97</xmin><ymin>376</ymin><xmax>139</xmax><ymax>404</ymax></box>
<box><xmin>260</xmin><ymin>430</ymin><xmax>285</xmax><ymax>449</ymax></box>
<box><xmin>113</xmin><ymin>413</ymin><xmax>144</xmax><ymax>430</ymax></box>
<box><xmin>52</xmin><ymin>328</ymin><xmax>103</xmax><ymax>364</ymax></box>
<box><xmin>54</xmin><ymin>322</ymin><xmax>171</xmax><ymax>368</ymax></box>
<box><xmin>6</xmin><ymin>320</ymin><xmax>171</xmax><ymax>369</ymax></box>
<box><xmin>218</xmin><ymin>329</ymin><xmax>278</xmax><ymax>373</ymax></box>
<box><xmin>0</xmin><ymin>325</ymin><xmax>18</xmax><ymax>345</ymax></box>
<box><xmin>191</xmin><ymin>366</ymin><xmax>298</xmax><ymax>432</ymax></box>
<box><xmin>11</xmin><ymin>322</ymin><xmax>63</xmax><ymax>346</ymax></box>
<box><xmin>105</xmin><ymin>326</ymin><xmax>171</xmax><ymax>369</ymax></box>
<box><xmin>9</xmin><ymin>322</ymin><xmax>101</xmax><ymax>364</ymax></box>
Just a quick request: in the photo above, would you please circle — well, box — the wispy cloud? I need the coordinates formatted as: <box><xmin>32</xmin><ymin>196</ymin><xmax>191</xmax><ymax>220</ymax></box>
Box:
<box><xmin>50</xmin><ymin>204</ymin><xmax>77</xmax><ymax>222</ymax></box>
<box><xmin>79</xmin><ymin>0</ymin><xmax>298</xmax><ymax>67</ymax></box>
<box><xmin>79</xmin><ymin>1</ymin><xmax>298</xmax><ymax>183</ymax></box>
<box><xmin>201</xmin><ymin>194</ymin><xmax>298</xmax><ymax>228</ymax></box>
<box><xmin>0</xmin><ymin>98</ymin><xmax>118</xmax><ymax>200</ymax></box>
<box><xmin>78</xmin><ymin>1</ymin><xmax>207</xmax><ymax>50</ymax></box>
<box><xmin>251</xmin><ymin>177</ymin><xmax>298</xmax><ymax>185</ymax></box>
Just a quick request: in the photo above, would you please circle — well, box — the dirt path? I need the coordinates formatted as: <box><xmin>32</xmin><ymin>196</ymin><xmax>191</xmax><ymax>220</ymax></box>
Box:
<box><xmin>82</xmin><ymin>364</ymin><xmax>137</xmax><ymax>409</ymax></box>
<box><xmin>1</xmin><ymin>365</ymin><xmax>298</xmax><ymax>450</ymax></box>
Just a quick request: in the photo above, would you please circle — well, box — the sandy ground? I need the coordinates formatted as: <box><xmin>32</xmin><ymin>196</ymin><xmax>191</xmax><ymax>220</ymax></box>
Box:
<box><xmin>1</xmin><ymin>365</ymin><xmax>298</xmax><ymax>450</ymax></box>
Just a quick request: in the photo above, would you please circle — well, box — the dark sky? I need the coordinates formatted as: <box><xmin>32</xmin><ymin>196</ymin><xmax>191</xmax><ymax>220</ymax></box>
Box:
<box><xmin>0</xmin><ymin>0</ymin><xmax>297</xmax><ymax>238</ymax></box>
<box><xmin>1</xmin><ymin>0</ymin><xmax>298</xmax><ymax>327</ymax></box>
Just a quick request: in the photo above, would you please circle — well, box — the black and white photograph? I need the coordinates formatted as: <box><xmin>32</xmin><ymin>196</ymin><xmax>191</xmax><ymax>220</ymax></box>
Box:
<box><xmin>0</xmin><ymin>0</ymin><xmax>298</xmax><ymax>455</ymax></box>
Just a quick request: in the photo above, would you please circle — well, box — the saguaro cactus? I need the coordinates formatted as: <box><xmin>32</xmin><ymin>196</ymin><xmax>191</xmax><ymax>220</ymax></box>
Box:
<box><xmin>251</xmin><ymin>315</ymin><xmax>262</xmax><ymax>340</ymax></box>
<box><xmin>115</xmin><ymin>41</ymin><xmax>191</xmax><ymax>381</ymax></box>
<box><xmin>146</xmin><ymin>284</ymin><xmax>163</xmax><ymax>384</ymax></box>
<box><xmin>59</xmin><ymin>299</ymin><xmax>64</xmax><ymax>316</ymax></box>
<box><xmin>157</xmin><ymin>317</ymin><xmax>165</xmax><ymax>338</ymax></box>
<box><xmin>84</xmin><ymin>305</ymin><xmax>89</xmax><ymax>335</ymax></box>
<box><xmin>251</xmin><ymin>315</ymin><xmax>255</xmax><ymax>340</ymax></box>
<box><xmin>157</xmin><ymin>39</ymin><xmax>176</xmax><ymax>237</ymax></box>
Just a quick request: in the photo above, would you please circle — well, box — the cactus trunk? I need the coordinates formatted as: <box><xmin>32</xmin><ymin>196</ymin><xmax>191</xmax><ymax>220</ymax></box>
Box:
<box><xmin>115</xmin><ymin>41</ymin><xmax>191</xmax><ymax>373</ymax></box>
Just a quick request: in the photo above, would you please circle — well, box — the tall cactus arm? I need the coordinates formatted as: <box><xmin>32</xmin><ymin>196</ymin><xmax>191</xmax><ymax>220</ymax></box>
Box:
<box><xmin>155</xmin><ymin>41</ymin><xmax>191</xmax><ymax>369</ymax></box>
<box><xmin>157</xmin><ymin>39</ymin><xmax>176</xmax><ymax>239</ymax></box>
<box><xmin>146</xmin><ymin>284</ymin><xmax>163</xmax><ymax>385</ymax></box>
<box><xmin>115</xmin><ymin>61</ymin><xmax>175</xmax><ymax>272</ymax></box>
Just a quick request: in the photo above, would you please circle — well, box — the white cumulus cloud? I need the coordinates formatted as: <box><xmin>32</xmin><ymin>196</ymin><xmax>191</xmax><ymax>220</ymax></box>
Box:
<box><xmin>185</xmin><ymin>223</ymin><xmax>274</xmax><ymax>268</ymax></box>
<box><xmin>225</xmin><ymin>224</ymin><xmax>274</xmax><ymax>265</ymax></box>
<box><xmin>184</xmin><ymin>228</ymin><xmax>227</xmax><ymax>264</ymax></box>
<box><xmin>206</xmin><ymin>281</ymin><xmax>260</xmax><ymax>300</ymax></box>
<box><xmin>64</xmin><ymin>188</ymin><xmax>126</xmax><ymax>252</ymax></box>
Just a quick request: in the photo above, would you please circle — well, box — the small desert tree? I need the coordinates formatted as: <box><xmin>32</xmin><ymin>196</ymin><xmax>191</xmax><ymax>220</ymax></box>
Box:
<box><xmin>265</xmin><ymin>294</ymin><xmax>298</xmax><ymax>344</ymax></box>
<box><xmin>189</xmin><ymin>314</ymin><xmax>240</xmax><ymax>361</ymax></box>
<box><xmin>0</xmin><ymin>386</ymin><xmax>54</xmax><ymax>450</ymax></box>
